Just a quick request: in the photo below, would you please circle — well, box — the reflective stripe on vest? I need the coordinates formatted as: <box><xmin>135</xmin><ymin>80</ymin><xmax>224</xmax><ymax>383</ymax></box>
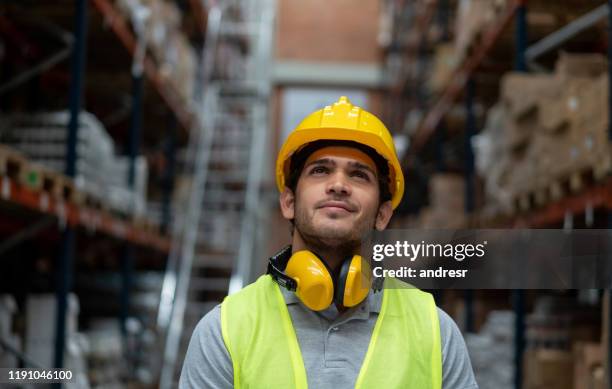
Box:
<box><xmin>220</xmin><ymin>275</ymin><xmax>442</xmax><ymax>389</ymax></box>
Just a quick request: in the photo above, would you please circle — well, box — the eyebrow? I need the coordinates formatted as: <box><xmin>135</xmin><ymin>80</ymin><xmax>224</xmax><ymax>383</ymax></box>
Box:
<box><xmin>348</xmin><ymin>161</ymin><xmax>376</xmax><ymax>176</ymax></box>
<box><xmin>305</xmin><ymin>158</ymin><xmax>377</xmax><ymax>177</ymax></box>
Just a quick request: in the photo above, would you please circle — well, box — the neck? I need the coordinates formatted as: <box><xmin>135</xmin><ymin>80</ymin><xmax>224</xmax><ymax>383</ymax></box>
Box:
<box><xmin>291</xmin><ymin>230</ymin><xmax>358</xmax><ymax>275</ymax></box>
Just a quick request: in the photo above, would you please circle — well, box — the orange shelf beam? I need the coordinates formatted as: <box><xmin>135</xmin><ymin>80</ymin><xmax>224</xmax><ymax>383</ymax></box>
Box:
<box><xmin>511</xmin><ymin>178</ymin><xmax>612</xmax><ymax>228</ymax></box>
<box><xmin>480</xmin><ymin>178</ymin><xmax>612</xmax><ymax>228</ymax></box>
<box><xmin>0</xmin><ymin>176</ymin><xmax>170</xmax><ymax>253</ymax></box>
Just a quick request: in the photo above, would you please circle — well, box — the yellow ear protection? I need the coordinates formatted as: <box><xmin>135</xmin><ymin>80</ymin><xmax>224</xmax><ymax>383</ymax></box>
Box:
<box><xmin>267</xmin><ymin>246</ymin><xmax>372</xmax><ymax>311</ymax></box>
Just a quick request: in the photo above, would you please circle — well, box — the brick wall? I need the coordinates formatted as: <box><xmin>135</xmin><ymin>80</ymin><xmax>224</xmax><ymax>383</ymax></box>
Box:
<box><xmin>276</xmin><ymin>0</ymin><xmax>382</xmax><ymax>63</ymax></box>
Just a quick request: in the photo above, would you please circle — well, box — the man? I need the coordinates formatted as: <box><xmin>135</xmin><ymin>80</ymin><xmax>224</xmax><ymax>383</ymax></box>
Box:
<box><xmin>180</xmin><ymin>97</ymin><xmax>478</xmax><ymax>388</ymax></box>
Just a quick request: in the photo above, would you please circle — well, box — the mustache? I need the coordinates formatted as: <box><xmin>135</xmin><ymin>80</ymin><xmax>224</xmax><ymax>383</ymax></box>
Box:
<box><xmin>315</xmin><ymin>198</ymin><xmax>358</xmax><ymax>212</ymax></box>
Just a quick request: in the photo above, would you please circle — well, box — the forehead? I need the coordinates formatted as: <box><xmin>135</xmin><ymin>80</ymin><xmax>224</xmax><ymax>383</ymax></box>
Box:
<box><xmin>304</xmin><ymin>146</ymin><xmax>377</xmax><ymax>172</ymax></box>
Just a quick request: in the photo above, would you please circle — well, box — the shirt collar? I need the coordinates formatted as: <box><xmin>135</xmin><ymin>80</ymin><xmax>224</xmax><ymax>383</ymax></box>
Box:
<box><xmin>279</xmin><ymin>284</ymin><xmax>383</xmax><ymax>313</ymax></box>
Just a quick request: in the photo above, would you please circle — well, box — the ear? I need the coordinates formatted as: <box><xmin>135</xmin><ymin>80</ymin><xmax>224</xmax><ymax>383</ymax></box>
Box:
<box><xmin>279</xmin><ymin>187</ymin><xmax>295</xmax><ymax>221</ymax></box>
<box><xmin>374</xmin><ymin>200</ymin><xmax>393</xmax><ymax>231</ymax></box>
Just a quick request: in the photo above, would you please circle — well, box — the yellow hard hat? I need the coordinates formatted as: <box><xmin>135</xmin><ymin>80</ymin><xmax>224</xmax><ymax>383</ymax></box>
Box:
<box><xmin>276</xmin><ymin>96</ymin><xmax>405</xmax><ymax>209</ymax></box>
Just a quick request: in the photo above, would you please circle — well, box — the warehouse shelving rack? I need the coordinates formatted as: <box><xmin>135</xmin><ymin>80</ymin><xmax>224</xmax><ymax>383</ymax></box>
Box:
<box><xmin>408</xmin><ymin>0</ymin><xmax>523</xmax><ymax>153</ymax></box>
<box><xmin>0</xmin><ymin>172</ymin><xmax>170</xmax><ymax>251</ymax></box>
<box><xmin>155</xmin><ymin>0</ymin><xmax>277</xmax><ymax>386</ymax></box>
<box><xmin>386</xmin><ymin>0</ymin><xmax>612</xmax><ymax>388</ymax></box>
<box><xmin>0</xmin><ymin>0</ymin><xmax>208</xmax><ymax>386</ymax></box>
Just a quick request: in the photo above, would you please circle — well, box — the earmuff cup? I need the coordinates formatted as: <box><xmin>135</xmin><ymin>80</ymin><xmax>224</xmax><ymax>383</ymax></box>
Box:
<box><xmin>341</xmin><ymin>256</ymin><xmax>371</xmax><ymax>308</ymax></box>
<box><xmin>284</xmin><ymin>250</ymin><xmax>335</xmax><ymax>311</ymax></box>
<box><xmin>268</xmin><ymin>246</ymin><xmax>371</xmax><ymax>311</ymax></box>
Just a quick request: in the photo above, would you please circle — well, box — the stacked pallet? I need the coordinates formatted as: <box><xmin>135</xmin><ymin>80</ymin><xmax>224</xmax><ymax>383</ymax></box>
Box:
<box><xmin>116</xmin><ymin>0</ymin><xmax>197</xmax><ymax>103</ymax></box>
<box><xmin>429</xmin><ymin>44</ymin><xmax>458</xmax><ymax>94</ymax></box>
<box><xmin>474</xmin><ymin>53</ymin><xmax>610</xmax><ymax>215</ymax></box>
<box><xmin>0</xmin><ymin>111</ymin><xmax>148</xmax><ymax>217</ymax></box>
<box><xmin>0</xmin><ymin>143</ymin><xmax>81</xmax><ymax>205</ymax></box>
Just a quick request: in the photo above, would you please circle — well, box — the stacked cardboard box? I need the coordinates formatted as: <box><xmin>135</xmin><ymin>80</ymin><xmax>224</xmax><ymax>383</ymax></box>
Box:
<box><xmin>117</xmin><ymin>0</ymin><xmax>197</xmax><ymax>103</ymax></box>
<box><xmin>475</xmin><ymin>53</ymin><xmax>610</xmax><ymax>214</ymax></box>
<box><xmin>465</xmin><ymin>310</ymin><xmax>514</xmax><ymax>389</ymax></box>
<box><xmin>523</xmin><ymin>343</ymin><xmax>605</xmax><ymax>389</ymax></box>
<box><xmin>86</xmin><ymin>319</ymin><xmax>125</xmax><ymax>388</ymax></box>
<box><xmin>24</xmin><ymin>294</ymin><xmax>91</xmax><ymax>387</ymax></box>
<box><xmin>573</xmin><ymin>342</ymin><xmax>604</xmax><ymax>389</ymax></box>
<box><xmin>523</xmin><ymin>295</ymin><xmax>603</xmax><ymax>389</ymax></box>
<box><xmin>0</xmin><ymin>111</ymin><xmax>149</xmax><ymax>216</ymax></box>
<box><xmin>25</xmin><ymin>294</ymin><xmax>80</xmax><ymax>367</ymax></box>
<box><xmin>429</xmin><ymin>44</ymin><xmax>458</xmax><ymax>94</ymax></box>
<box><xmin>524</xmin><ymin>349</ymin><xmax>574</xmax><ymax>389</ymax></box>
<box><xmin>472</xmin><ymin>104</ymin><xmax>514</xmax><ymax>215</ymax></box>
<box><xmin>420</xmin><ymin>174</ymin><xmax>466</xmax><ymax>228</ymax></box>
<box><xmin>454</xmin><ymin>0</ymin><xmax>508</xmax><ymax>62</ymax></box>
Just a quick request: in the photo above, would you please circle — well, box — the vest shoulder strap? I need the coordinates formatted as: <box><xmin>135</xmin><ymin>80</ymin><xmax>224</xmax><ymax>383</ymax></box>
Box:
<box><xmin>221</xmin><ymin>275</ymin><xmax>308</xmax><ymax>389</ymax></box>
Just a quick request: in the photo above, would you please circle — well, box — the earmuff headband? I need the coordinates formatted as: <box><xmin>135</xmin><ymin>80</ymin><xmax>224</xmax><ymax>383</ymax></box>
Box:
<box><xmin>267</xmin><ymin>246</ymin><xmax>298</xmax><ymax>291</ymax></box>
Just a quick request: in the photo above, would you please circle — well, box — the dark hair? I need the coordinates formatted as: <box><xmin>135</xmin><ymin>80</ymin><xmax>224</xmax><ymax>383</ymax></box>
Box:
<box><xmin>285</xmin><ymin>140</ymin><xmax>392</xmax><ymax>204</ymax></box>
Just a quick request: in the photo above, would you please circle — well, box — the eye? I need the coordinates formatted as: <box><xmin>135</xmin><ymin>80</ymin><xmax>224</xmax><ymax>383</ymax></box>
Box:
<box><xmin>351</xmin><ymin>170</ymin><xmax>371</xmax><ymax>181</ymax></box>
<box><xmin>309</xmin><ymin>166</ymin><xmax>329</xmax><ymax>175</ymax></box>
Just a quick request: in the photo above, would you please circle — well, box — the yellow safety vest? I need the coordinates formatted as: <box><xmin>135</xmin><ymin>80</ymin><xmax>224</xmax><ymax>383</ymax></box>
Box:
<box><xmin>221</xmin><ymin>275</ymin><xmax>442</xmax><ymax>389</ymax></box>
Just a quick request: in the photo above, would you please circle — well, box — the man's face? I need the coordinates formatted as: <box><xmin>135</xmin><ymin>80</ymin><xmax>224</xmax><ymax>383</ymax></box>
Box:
<box><xmin>281</xmin><ymin>146</ymin><xmax>392</xmax><ymax>249</ymax></box>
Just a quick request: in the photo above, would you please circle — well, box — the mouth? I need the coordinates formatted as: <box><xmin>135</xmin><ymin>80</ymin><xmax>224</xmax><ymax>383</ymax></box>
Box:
<box><xmin>318</xmin><ymin>201</ymin><xmax>355</xmax><ymax>213</ymax></box>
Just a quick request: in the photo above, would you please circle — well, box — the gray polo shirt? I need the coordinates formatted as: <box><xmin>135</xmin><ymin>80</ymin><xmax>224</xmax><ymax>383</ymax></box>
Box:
<box><xmin>179</xmin><ymin>285</ymin><xmax>479</xmax><ymax>389</ymax></box>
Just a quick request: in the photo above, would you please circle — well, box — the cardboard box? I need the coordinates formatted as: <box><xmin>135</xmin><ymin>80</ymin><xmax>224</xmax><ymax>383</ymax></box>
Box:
<box><xmin>429</xmin><ymin>174</ymin><xmax>465</xmax><ymax>211</ymax></box>
<box><xmin>592</xmin><ymin>366</ymin><xmax>605</xmax><ymax>389</ymax></box>
<box><xmin>573</xmin><ymin>342</ymin><xmax>603</xmax><ymax>389</ymax></box>
<box><xmin>556</xmin><ymin>52</ymin><xmax>607</xmax><ymax>79</ymax></box>
<box><xmin>454</xmin><ymin>0</ymin><xmax>505</xmax><ymax>61</ymax></box>
<box><xmin>478</xmin><ymin>55</ymin><xmax>609</xmax><ymax>214</ymax></box>
<box><xmin>430</xmin><ymin>44</ymin><xmax>458</xmax><ymax>94</ymax></box>
<box><xmin>524</xmin><ymin>349</ymin><xmax>574</xmax><ymax>389</ymax></box>
<box><xmin>419</xmin><ymin>207</ymin><xmax>467</xmax><ymax>229</ymax></box>
<box><xmin>25</xmin><ymin>294</ymin><xmax>80</xmax><ymax>368</ymax></box>
<box><xmin>501</xmin><ymin>73</ymin><xmax>561</xmax><ymax>121</ymax></box>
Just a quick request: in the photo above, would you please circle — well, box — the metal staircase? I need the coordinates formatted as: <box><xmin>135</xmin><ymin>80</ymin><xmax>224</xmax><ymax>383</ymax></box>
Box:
<box><xmin>157</xmin><ymin>0</ymin><xmax>275</xmax><ymax>387</ymax></box>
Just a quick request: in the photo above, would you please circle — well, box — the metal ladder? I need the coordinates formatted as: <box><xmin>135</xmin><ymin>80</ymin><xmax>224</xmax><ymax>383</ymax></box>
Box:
<box><xmin>157</xmin><ymin>1</ymin><xmax>275</xmax><ymax>387</ymax></box>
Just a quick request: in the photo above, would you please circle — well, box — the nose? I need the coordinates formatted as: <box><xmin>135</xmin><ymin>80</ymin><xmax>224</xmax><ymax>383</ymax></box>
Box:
<box><xmin>326</xmin><ymin>171</ymin><xmax>351</xmax><ymax>197</ymax></box>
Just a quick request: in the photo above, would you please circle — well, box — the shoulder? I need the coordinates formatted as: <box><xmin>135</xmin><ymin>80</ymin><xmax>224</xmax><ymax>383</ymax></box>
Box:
<box><xmin>196</xmin><ymin>304</ymin><xmax>223</xmax><ymax>336</ymax></box>
<box><xmin>435</xmin><ymin>307</ymin><xmax>479</xmax><ymax>389</ymax></box>
<box><xmin>435</xmin><ymin>306</ymin><xmax>467</xmax><ymax>361</ymax></box>
<box><xmin>179</xmin><ymin>304</ymin><xmax>234</xmax><ymax>389</ymax></box>
<box><xmin>186</xmin><ymin>304</ymin><xmax>225</xmax><ymax>359</ymax></box>
<box><xmin>436</xmin><ymin>306</ymin><xmax>459</xmax><ymax>342</ymax></box>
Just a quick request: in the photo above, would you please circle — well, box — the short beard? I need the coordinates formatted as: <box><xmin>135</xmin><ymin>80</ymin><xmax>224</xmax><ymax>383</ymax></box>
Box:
<box><xmin>293</xmin><ymin>197</ymin><xmax>377</xmax><ymax>257</ymax></box>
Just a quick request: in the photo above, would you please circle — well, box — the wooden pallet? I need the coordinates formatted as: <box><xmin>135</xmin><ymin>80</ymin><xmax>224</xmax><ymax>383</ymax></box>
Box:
<box><xmin>0</xmin><ymin>145</ymin><xmax>89</xmax><ymax>205</ymax></box>
<box><xmin>84</xmin><ymin>192</ymin><xmax>106</xmax><ymax>212</ymax></box>
<box><xmin>0</xmin><ymin>145</ymin><xmax>27</xmax><ymax>180</ymax></box>
<box><xmin>511</xmin><ymin>161</ymin><xmax>611</xmax><ymax>213</ymax></box>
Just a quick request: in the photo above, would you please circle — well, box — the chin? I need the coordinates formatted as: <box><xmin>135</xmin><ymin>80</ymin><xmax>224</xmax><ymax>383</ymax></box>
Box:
<box><xmin>314</xmin><ymin>222</ymin><xmax>354</xmax><ymax>239</ymax></box>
